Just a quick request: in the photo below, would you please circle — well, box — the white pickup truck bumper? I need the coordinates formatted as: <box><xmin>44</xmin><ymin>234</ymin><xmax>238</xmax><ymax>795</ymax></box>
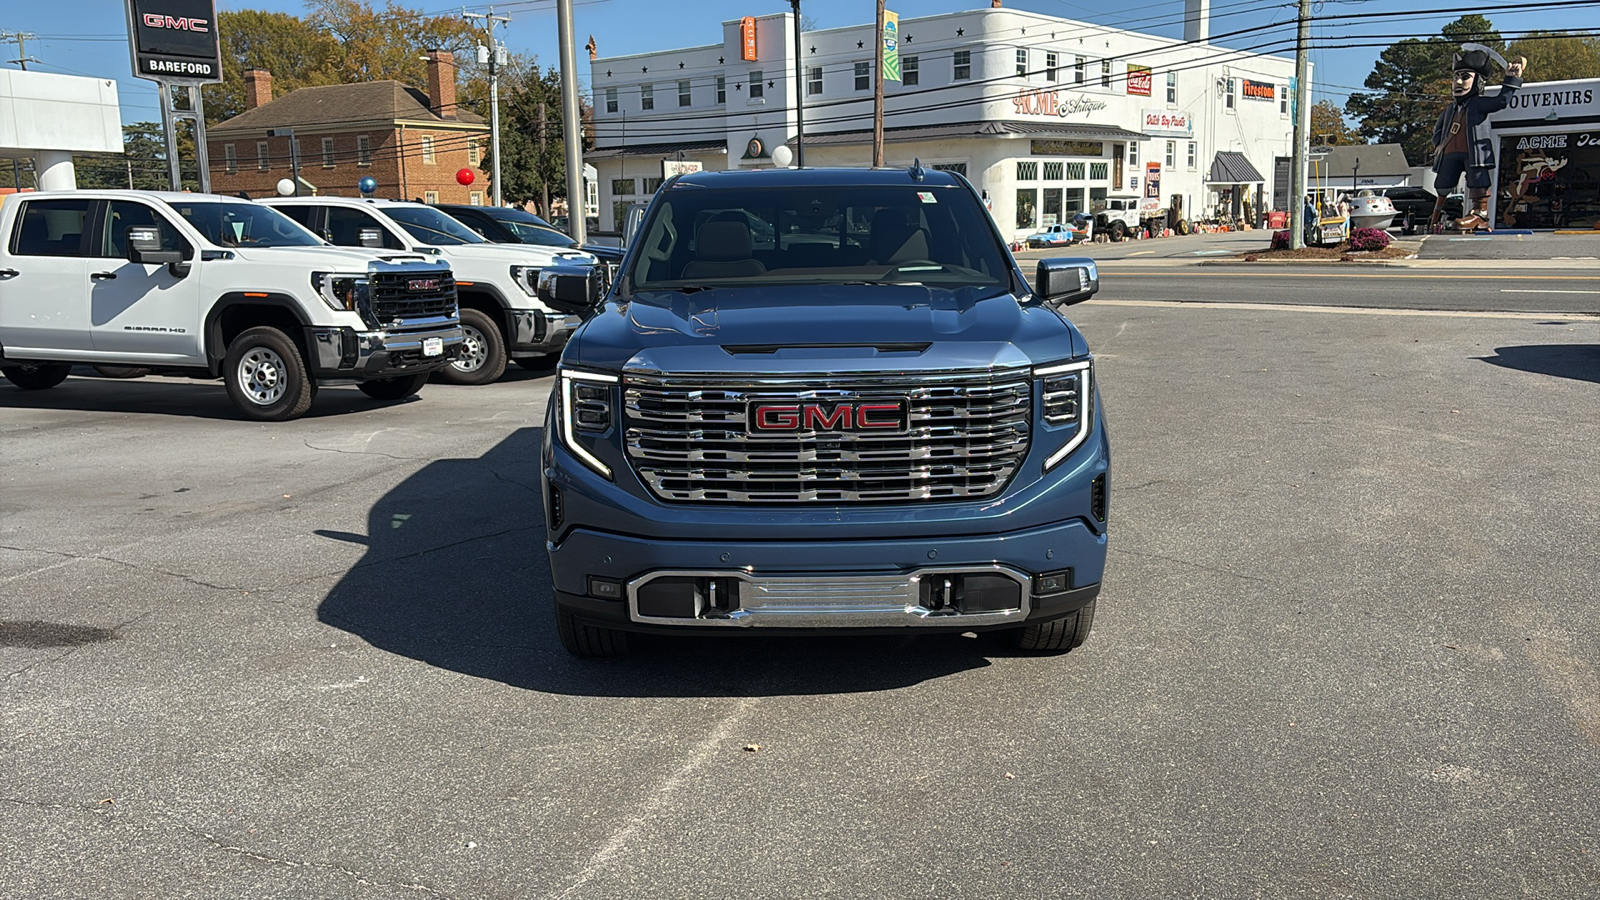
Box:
<box><xmin>305</xmin><ymin>320</ymin><xmax>465</xmax><ymax>377</ymax></box>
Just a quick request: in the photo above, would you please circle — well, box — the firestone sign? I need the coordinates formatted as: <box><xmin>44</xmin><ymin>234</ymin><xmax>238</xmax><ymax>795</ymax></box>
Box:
<box><xmin>125</xmin><ymin>0</ymin><xmax>223</xmax><ymax>83</ymax></box>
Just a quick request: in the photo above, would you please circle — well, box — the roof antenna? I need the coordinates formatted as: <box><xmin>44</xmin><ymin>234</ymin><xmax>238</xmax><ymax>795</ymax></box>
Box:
<box><xmin>909</xmin><ymin>158</ymin><xmax>925</xmax><ymax>182</ymax></box>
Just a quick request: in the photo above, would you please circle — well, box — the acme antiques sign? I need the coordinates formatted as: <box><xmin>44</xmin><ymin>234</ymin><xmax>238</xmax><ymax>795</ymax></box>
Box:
<box><xmin>1014</xmin><ymin>87</ymin><xmax>1109</xmax><ymax>118</ymax></box>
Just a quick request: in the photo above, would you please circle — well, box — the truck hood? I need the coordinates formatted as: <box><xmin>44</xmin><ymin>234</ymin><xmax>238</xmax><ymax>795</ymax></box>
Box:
<box><xmin>227</xmin><ymin>245</ymin><xmax>446</xmax><ymax>272</ymax></box>
<box><xmin>434</xmin><ymin>243</ymin><xmax>597</xmax><ymax>267</ymax></box>
<box><xmin>564</xmin><ymin>284</ymin><xmax>1087</xmax><ymax>372</ymax></box>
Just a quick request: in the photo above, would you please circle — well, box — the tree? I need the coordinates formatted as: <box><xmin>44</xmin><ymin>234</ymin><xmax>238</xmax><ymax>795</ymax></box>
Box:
<box><xmin>1310</xmin><ymin>100</ymin><xmax>1361</xmax><ymax>146</ymax></box>
<box><xmin>1345</xmin><ymin>15</ymin><xmax>1504</xmax><ymax>165</ymax></box>
<box><xmin>1507</xmin><ymin>31</ymin><xmax>1600</xmax><ymax>82</ymax></box>
<box><xmin>73</xmin><ymin>122</ymin><xmax>199</xmax><ymax>192</ymax></box>
<box><xmin>486</xmin><ymin>62</ymin><xmax>593</xmax><ymax>213</ymax></box>
<box><xmin>204</xmin><ymin>10</ymin><xmax>341</xmax><ymax>123</ymax></box>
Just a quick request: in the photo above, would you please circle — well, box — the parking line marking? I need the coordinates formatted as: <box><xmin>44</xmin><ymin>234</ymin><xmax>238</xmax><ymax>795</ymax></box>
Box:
<box><xmin>1094</xmin><ymin>299</ymin><xmax>1597</xmax><ymax>320</ymax></box>
<box><xmin>1500</xmin><ymin>289</ymin><xmax>1600</xmax><ymax>294</ymax></box>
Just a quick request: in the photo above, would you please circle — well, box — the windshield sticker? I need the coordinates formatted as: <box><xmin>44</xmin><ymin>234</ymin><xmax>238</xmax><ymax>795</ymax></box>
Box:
<box><xmin>917</xmin><ymin>191</ymin><xmax>937</xmax><ymax>203</ymax></box>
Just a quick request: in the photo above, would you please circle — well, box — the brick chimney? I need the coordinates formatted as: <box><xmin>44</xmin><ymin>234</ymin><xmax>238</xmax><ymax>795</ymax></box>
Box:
<box><xmin>425</xmin><ymin>50</ymin><xmax>457</xmax><ymax>119</ymax></box>
<box><xmin>244</xmin><ymin>69</ymin><xmax>273</xmax><ymax>110</ymax></box>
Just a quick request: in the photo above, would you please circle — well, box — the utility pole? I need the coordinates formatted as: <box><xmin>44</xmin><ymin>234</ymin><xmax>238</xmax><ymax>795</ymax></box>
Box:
<box><xmin>538</xmin><ymin>98</ymin><xmax>550</xmax><ymax>216</ymax></box>
<box><xmin>463</xmin><ymin>7</ymin><xmax>511</xmax><ymax>207</ymax></box>
<box><xmin>872</xmin><ymin>0</ymin><xmax>885</xmax><ymax>167</ymax></box>
<box><xmin>1288</xmin><ymin>0</ymin><xmax>1311</xmax><ymax>249</ymax></box>
<box><xmin>0</xmin><ymin>31</ymin><xmax>40</xmax><ymax>70</ymax></box>
<box><xmin>557</xmin><ymin>0</ymin><xmax>586</xmax><ymax>243</ymax></box>
<box><xmin>789</xmin><ymin>0</ymin><xmax>805</xmax><ymax>166</ymax></box>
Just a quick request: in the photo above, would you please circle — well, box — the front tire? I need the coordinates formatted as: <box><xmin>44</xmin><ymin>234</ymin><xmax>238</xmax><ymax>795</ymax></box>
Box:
<box><xmin>357</xmin><ymin>372</ymin><xmax>430</xmax><ymax>401</ymax></box>
<box><xmin>2</xmin><ymin>363</ymin><xmax>72</xmax><ymax>391</ymax></box>
<box><xmin>1110</xmin><ymin>220</ymin><xmax>1127</xmax><ymax>242</ymax></box>
<box><xmin>556</xmin><ymin>607</ymin><xmax>632</xmax><ymax>658</ymax></box>
<box><xmin>435</xmin><ymin>307</ymin><xmax>507</xmax><ymax>386</ymax></box>
<box><xmin>1011</xmin><ymin>600</ymin><xmax>1095</xmax><ymax>653</ymax></box>
<box><xmin>223</xmin><ymin>326</ymin><xmax>314</xmax><ymax>421</ymax></box>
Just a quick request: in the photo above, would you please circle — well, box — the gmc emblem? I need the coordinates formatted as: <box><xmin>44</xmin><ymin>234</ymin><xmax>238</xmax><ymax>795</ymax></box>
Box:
<box><xmin>748</xmin><ymin>400</ymin><xmax>908</xmax><ymax>433</ymax></box>
<box><xmin>406</xmin><ymin>278</ymin><xmax>440</xmax><ymax>292</ymax></box>
<box><xmin>143</xmin><ymin>13</ymin><xmax>210</xmax><ymax>31</ymax></box>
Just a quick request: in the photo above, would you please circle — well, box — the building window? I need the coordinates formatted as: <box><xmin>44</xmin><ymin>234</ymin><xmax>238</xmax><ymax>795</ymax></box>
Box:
<box><xmin>357</xmin><ymin>135</ymin><xmax>371</xmax><ymax>166</ymax></box>
<box><xmin>1042</xmin><ymin>161</ymin><xmax>1064</xmax><ymax>180</ymax></box>
<box><xmin>1187</xmin><ymin>141</ymin><xmax>1197</xmax><ymax>169</ymax></box>
<box><xmin>716</xmin><ymin>75</ymin><xmax>726</xmax><ymax>104</ymax></box>
<box><xmin>322</xmin><ymin>137</ymin><xmax>335</xmax><ymax>169</ymax></box>
<box><xmin>224</xmin><ymin>143</ymin><xmax>237</xmax><ymax>175</ymax></box>
<box><xmin>749</xmin><ymin>71</ymin><xmax>764</xmax><ymax>100</ymax></box>
<box><xmin>605</xmin><ymin>87</ymin><xmax>618</xmax><ymax>113</ymax></box>
<box><xmin>1166</xmin><ymin>71</ymin><xmax>1178</xmax><ymax>104</ymax></box>
<box><xmin>1281</xmin><ymin>94</ymin><xmax>1290</xmax><ymax>116</ymax></box>
<box><xmin>933</xmin><ymin>162</ymin><xmax>968</xmax><ymax>175</ymax></box>
<box><xmin>1074</xmin><ymin>56</ymin><xmax>1085</xmax><ymax>84</ymax></box>
<box><xmin>855</xmin><ymin>62</ymin><xmax>870</xmax><ymax>91</ymax></box>
<box><xmin>1064</xmin><ymin>162</ymin><xmax>1086</xmax><ymax>180</ymax></box>
<box><xmin>1090</xmin><ymin>162</ymin><xmax>1108</xmax><ymax>180</ymax></box>
<box><xmin>468</xmin><ymin>139</ymin><xmax>481</xmax><ymax>166</ymax></box>
<box><xmin>1128</xmin><ymin>142</ymin><xmax>1139</xmax><ymax>165</ymax></box>
<box><xmin>424</xmin><ymin>190</ymin><xmax>439</xmax><ymax>204</ymax></box>
<box><xmin>1016</xmin><ymin>49</ymin><xmax>1028</xmax><ymax>78</ymax></box>
<box><xmin>1225</xmin><ymin>78</ymin><xmax>1236</xmax><ymax>111</ymax></box>
<box><xmin>257</xmin><ymin>141</ymin><xmax>269</xmax><ymax>171</ymax></box>
<box><xmin>1165</xmin><ymin>141</ymin><xmax>1176</xmax><ymax>167</ymax></box>
<box><xmin>1016</xmin><ymin>160</ymin><xmax>1038</xmax><ymax>180</ymax></box>
<box><xmin>469</xmin><ymin>191</ymin><xmax>483</xmax><ymax>206</ymax></box>
<box><xmin>1066</xmin><ymin>187</ymin><xmax>1084</xmax><ymax>214</ymax></box>
<box><xmin>421</xmin><ymin>136</ymin><xmax>435</xmax><ymax>164</ymax></box>
<box><xmin>1043</xmin><ymin>188</ymin><xmax>1062</xmax><ymax>224</ymax></box>
<box><xmin>644</xmin><ymin>177</ymin><xmax>664</xmax><ymax>193</ymax></box>
<box><xmin>1046</xmin><ymin>52</ymin><xmax>1058</xmax><ymax>82</ymax></box>
<box><xmin>612</xmin><ymin>178</ymin><xmax>635</xmax><ymax>196</ymax></box>
<box><xmin>1015</xmin><ymin>189</ymin><xmax>1036</xmax><ymax>229</ymax></box>
<box><xmin>679</xmin><ymin>79</ymin><xmax>691</xmax><ymax>107</ymax></box>
<box><xmin>1101</xmin><ymin>59</ymin><xmax>1112</xmax><ymax>87</ymax></box>
<box><xmin>953</xmin><ymin>50</ymin><xmax>970</xmax><ymax>80</ymax></box>
<box><xmin>807</xmin><ymin>66</ymin><xmax>822</xmax><ymax>96</ymax></box>
<box><xmin>1090</xmin><ymin>187</ymin><xmax>1107</xmax><ymax>208</ymax></box>
<box><xmin>641</xmin><ymin>84</ymin><xmax>654</xmax><ymax>110</ymax></box>
<box><xmin>902</xmin><ymin>56</ymin><xmax>918</xmax><ymax>87</ymax></box>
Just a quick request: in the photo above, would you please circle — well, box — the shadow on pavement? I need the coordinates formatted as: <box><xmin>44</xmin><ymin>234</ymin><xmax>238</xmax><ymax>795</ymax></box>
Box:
<box><xmin>316</xmin><ymin>427</ymin><xmax>1002</xmax><ymax>697</ymax></box>
<box><xmin>0</xmin><ymin>370</ymin><xmax>426</xmax><ymax>420</ymax></box>
<box><xmin>1478</xmin><ymin>345</ymin><xmax>1600</xmax><ymax>384</ymax></box>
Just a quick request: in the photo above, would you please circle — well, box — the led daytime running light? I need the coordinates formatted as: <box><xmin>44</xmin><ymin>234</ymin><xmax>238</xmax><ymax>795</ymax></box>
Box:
<box><xmin>560</xmin><ymin>369</ymin><xmax>618</xmax><ymax>479</ymax></box>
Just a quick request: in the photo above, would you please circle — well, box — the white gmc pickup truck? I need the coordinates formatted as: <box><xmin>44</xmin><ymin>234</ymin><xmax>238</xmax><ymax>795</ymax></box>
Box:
<box><xmin>0</xmin><ymin>190</ymin><xmax>464</xmax><ymax>421</ymax></box>
<box><xmin>262</xmin><ymin>197</ymin><xmax>594</xmax><ymax>385</ymax></box>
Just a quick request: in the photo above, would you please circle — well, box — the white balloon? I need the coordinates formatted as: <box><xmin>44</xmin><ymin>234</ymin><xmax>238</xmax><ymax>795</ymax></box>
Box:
<box><xmin>276</xmin><ymin>178</ymin><xmax>296</xmax><ymax>196</ymax></box>
<box><xmin>771</xmin><ymin>145</ymin><xmax>794</xmax><ymax>168</ymax></box>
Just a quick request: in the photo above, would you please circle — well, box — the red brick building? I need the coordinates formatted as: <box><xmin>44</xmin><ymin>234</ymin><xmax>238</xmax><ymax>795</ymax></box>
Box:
<box><xmin>207</xmin><ymin>52</ymin><xmax>492</xmax><ymax>203</ymax></box>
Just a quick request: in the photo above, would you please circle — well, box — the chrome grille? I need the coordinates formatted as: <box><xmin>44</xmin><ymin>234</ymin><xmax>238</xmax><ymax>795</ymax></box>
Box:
<box><xmin>368</xmin><ymin>271</ymin><xmax>457</xmax><ymax>321</ymax></box>
<box><xmin>624</xmin><ymin>369</ymin><xmax>1031</xmax><ymax>503</ymax></box>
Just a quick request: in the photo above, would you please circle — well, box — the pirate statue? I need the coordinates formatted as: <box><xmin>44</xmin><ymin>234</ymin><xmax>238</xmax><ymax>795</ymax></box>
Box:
<box><xmin>1430</xmin><ymin>44</ymin><xmax>1526</xmax><ymax>231</ymax></box>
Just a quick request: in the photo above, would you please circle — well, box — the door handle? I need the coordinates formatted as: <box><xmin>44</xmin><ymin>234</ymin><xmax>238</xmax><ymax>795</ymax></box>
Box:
<box><xmin>0</xmin><ymin>268</ymin><xmax>18</xmax><ymax>277</ymax></box>
<box><xmin>91</xmin><ymin>271</ymin><xmax>118</xmax><ymax>281</ymax></box>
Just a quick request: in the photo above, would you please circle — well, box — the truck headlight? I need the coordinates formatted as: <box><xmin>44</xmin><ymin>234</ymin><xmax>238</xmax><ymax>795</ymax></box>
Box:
<box><xmin>1036</xmin><ymin>359</ymin><xmax>1093</xmax><ymax>472</ymax></box>
<box><xmin>310</xmin><ymin>271</ymin><xmax>367</xmax><ymax>312</ymax></box>
<box><xmin>510</xmin><ymin>265</ymin><xmax>540</xmax><ymax>297</ymax></box>
<box><xmin>558</xmin><ymin>368</ymin><xmax>619</xmax><ymax>479</ymax></box>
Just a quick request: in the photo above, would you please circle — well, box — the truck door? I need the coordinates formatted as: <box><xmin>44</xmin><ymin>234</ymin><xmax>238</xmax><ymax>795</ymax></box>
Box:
<box><xmin>88</xmin><ymin>199</ymin><xmax>203</xmax><ymax>361</ymax></box>
<box><xmin>0</xmin><ymin>197</ymin><xmax>95</xmax><ymax>355</ymax></box>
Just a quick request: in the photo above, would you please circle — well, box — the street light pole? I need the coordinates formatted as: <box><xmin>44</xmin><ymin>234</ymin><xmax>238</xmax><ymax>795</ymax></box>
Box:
<box><xmin>557</xmin><ymin>0</ymin><xmax>586</xmax><ymax>243</ymax></box>
<box><xmin>790</xmin><ymin>0</ymin><xmax>805</xmax><ymax>167</ymax></box>
<box><xmin>1288</xmin><ymin>0</ymin><xmax>1311</xmax><ymax>249</ymax></box>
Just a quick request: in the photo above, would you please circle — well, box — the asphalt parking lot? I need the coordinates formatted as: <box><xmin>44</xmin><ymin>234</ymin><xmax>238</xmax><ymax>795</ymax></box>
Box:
<box><xmin>5</xmin><ymin>302</ymin><xmax>1600</xmax><ymax>898</ymax></box>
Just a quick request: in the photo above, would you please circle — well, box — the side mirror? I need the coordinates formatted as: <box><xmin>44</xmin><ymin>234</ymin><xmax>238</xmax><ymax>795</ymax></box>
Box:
<box><xmin>536</xmin><ymin>263</ymin><xmax>606</xmax><ymax>316</ymax></box>
<box><xmin>126</xmin><ymin>226</ymin><xmax>189</xmax><ymax>276</ymax></box>
<box><xmin>358</xmin><ymin>227</ymin><xmax>384</xmax><ymax>248</ymax></box>
<box><xmin>1035</xmin><ymin>258</ymin><xmax>1099</xmax><ymax>307</ymax></box>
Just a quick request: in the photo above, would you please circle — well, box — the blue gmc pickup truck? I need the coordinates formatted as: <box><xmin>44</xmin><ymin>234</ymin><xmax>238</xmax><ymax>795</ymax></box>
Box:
<box><xmin>536</xmin><ymin>165</ymin><xmax>1108</xmax><ymax>657</ymax></box>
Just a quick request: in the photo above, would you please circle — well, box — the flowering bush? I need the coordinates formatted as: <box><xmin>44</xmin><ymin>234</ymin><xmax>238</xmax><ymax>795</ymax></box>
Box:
<box><xmin>1349</xmin><ymin>227</ymin><xmax>1392</xmax><ymax>251</ymax></box>
<box><xmin>1270</xmin><ymin>229</ymin><xmax>1291</xmax><ymax>250</ymax></box>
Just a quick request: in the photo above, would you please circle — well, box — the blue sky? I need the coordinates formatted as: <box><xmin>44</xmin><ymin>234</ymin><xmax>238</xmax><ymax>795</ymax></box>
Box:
<box><xmin>1</xmin><ymin>0</ymin><xmax>1584</xmax><ymax>127</ymax></box>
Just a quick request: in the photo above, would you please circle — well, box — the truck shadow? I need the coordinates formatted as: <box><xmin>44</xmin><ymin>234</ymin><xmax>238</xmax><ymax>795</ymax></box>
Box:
<box><xmin>1478</xmin><ymin>344</ymin><xmax>1600</xmax><ymax>385</ymax></box>
<box><xmin>0</xmin><ymin>370</ymin><xmax>424</xmax><ymax>420</ymax></box>
<box><xmin>315</xmin><ymin>427</ymin><xmax>1003</xmax><ymax>697</ymax></box>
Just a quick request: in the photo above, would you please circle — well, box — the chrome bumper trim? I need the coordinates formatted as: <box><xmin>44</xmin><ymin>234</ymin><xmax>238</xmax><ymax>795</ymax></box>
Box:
<box><xmin>509</xmin><ymin>309</ymin><xmax>582</xmax><ymax>353</ymax></box>
<box><xmin>305</xmin><ymin>324</ymin><xmax>465</xmax><ymax>374</ymax></box>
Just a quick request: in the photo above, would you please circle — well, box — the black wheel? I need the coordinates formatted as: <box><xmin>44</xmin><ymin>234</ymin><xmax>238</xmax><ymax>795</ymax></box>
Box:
<box><xmin>2</xmin><ymin>363</ymin><xmax>72</xmax><ymax>391</ymax></box>
<box><xmin>435</xmin><ymin>307</ymin><xmax>506</xmax><ymax>386</ymax></box>
<box><xmin>514</xmin><ymin>355</ymin><xmax>557</xmax><ymax>373</ymax></box>
<box><xmin>1110</xmin><ymin>220</ymin><xmax>1127</xmax><ymax>242</ymax></box>
<box><xmin>1175</xmin><ymin>219</ymin><xmax>1190</xmax><ymax>235</ymax></box>
<box><xmin>1011</xmin><ymin>600</ymin><xmax>1095</xmax><ymax>653</ymax></box>
<box><xmin>357</xmin><ymin>372</ymin><xmax>430</xmax><ymax>401</ymax></box>
<box><xmin>223</xmin><ymin>326</ymin><xmax>314</xmax><ymax>421</ymax></box>
<box><xmin>91</xmin><ymin>365</ymin><xmax>151</xmax><ymax>379</ymax></box>
<box><xmin>556</xmin><ymin>606</ymin><xmax>631</xmax><ymax>657</ymax></box>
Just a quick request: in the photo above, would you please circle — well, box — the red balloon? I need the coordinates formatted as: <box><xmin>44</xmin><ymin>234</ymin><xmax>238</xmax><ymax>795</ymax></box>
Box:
<box><xmin>456</xmin><ymin>168</ymin><xmax>475</xmax><ymax>186</ymax></box>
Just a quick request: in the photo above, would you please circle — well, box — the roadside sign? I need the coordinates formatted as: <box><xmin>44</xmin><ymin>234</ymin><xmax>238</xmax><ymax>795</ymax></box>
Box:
<box><xmin>125</xmin><ymin>0</ymin><xmax>223</xmax><ymax>84</ymax></box>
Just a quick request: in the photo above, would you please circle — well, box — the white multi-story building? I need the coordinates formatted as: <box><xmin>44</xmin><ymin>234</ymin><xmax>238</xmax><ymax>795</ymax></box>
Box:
<box><xmin>588</xmin><ymin>3</ymin><xmax>1300</xmax><ymax>239</ymax></box>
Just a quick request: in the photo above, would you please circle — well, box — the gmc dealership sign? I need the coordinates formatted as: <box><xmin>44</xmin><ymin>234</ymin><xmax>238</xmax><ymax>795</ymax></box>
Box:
<box><xmin>125</xmin><ymin>0</ymin><xmax>223</xmax><ymax>83</ymax></box>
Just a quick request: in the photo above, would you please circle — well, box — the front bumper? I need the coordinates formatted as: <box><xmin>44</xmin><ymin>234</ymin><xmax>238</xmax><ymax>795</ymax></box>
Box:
<box><xmin>509</xmin><ymin>309</ymin><xmax>582</xmax><ymax>356</ymax></box>
<box><xmin>304</xmin><ymin>321</ymin><xmax>465</xmax><ymax>378</ymax></box>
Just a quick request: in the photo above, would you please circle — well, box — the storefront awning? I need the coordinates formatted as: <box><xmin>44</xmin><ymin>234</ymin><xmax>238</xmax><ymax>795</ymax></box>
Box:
<box><xmin>1206</xmin><ymin>151</ymin><xmax>1265</xmax><ymax>184</ymax></box>
<box><xmin>586</xmin><ymin>139</ymin><xmax>727</xmax><ymax>160</ymax></box>
<box><xmin>790</xmin><ymin>120</ymin><xmax>1147</xmax><ymax>147</ymax></box>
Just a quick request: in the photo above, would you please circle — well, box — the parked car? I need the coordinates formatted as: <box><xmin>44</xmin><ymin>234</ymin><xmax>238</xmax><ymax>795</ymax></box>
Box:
<box><xmin>433</xmin><ymin>204</ymin><xmax>624</xmax><ymax>273</ymax></box>
<box><xmin>1026</xmin><ymin>217</ymin><xmax>1090</xmax><ymax>248</ymax></box>
<box><xmin>1382</xmin><ymin>187</ymin><xmax>1464</xmax><ymax>233</ymax></box>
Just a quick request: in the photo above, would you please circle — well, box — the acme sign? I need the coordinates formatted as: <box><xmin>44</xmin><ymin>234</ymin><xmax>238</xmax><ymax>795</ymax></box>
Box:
<box><xmin>1013</xmin><ymin>88</ymin><xmax>1109</xmax><ymax>119</ymax></box>
<box><xmin>126</xmin><ymin>0</ymin><xmax>223</xmax><ymax>84</ymax></box>
<box><xmin>748</xmin><ymin>400</ymin><xmax>908</xmax><ymax>433</ymax></box>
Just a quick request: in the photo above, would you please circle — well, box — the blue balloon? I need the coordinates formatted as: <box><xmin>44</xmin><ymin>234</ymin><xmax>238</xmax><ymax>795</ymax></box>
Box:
<box><xmin>358</xmin><ymin>176</ymin><xmax>378</xmax><ymax>194</ymax></box>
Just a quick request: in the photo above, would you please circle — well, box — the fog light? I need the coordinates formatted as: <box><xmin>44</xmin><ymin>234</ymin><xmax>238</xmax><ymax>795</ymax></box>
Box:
<box><xmin>1033</xmin><ymin>570</ymin><xmax>1073</xmax><ymax>595</ymax></box>
<box><xmin>588</xmin><ymin>577</ymin><xmax>623</xmax><ymax>600</ymax></box>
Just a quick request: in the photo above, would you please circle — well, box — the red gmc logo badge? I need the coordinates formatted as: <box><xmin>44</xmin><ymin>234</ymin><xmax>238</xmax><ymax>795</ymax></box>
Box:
<box><xmin>406</xmin><ymin>278</ymin><xmax>440</xmax><ymax>292</ymax></box>
<box><xmin>748</xmin><ymin>400</ymin><xmax>908</xmax><ymax>433</ymax></box>
<box><xmin>143</xmin><ymin>13</ymin><xmax>209</xmax><ymax>31</ymax></box>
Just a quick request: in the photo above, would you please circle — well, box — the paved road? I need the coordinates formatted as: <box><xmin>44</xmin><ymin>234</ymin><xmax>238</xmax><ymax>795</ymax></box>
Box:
<box><xmin>4</xmin><ymin>292</ymin><xmax>1600</xmax><ymax>897</ymax></box>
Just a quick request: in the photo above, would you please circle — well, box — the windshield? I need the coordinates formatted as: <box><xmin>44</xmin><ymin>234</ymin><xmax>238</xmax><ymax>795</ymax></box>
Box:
<box><xmin>497</xmin><ymin>218</ymin><xmax>579</xmax><ymax>247</ymax></box>
<box><xmin>165</xmin><ymin>201</ymin><xmax>321</xmax><ymax>248</ymax></box>
<box><xmin>628</xmin><ymin>184</ymin><xmax>1010</xmax><ymax>290</ymax></box>
<box><xmin>384</xmin><ymin>206</ymin><xmax>488</xmax><ymax>245</ymax></box>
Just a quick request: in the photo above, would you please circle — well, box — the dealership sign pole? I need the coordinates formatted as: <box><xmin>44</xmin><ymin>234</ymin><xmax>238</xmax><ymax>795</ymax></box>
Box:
<box><xmin>125</xmin><ymin>0</ymin><xmax>224</xmax><ymax>192</ymax></box>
